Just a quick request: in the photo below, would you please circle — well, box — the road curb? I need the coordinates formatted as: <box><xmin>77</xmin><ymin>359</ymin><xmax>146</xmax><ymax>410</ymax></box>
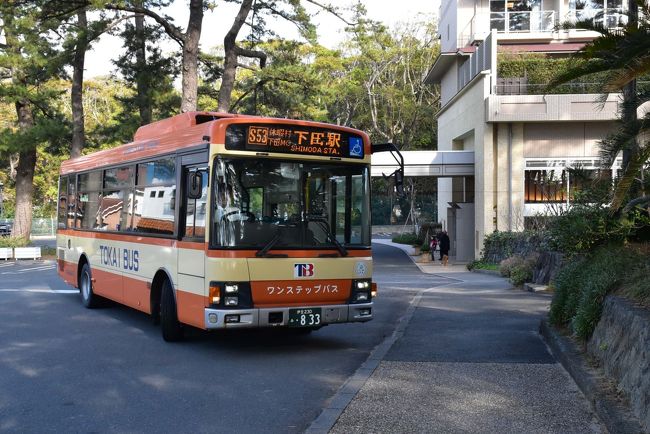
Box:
<box><xmin>539</xmin><ymin>319</ymin><xmax>643</xmax><ymax>434</ymax></box>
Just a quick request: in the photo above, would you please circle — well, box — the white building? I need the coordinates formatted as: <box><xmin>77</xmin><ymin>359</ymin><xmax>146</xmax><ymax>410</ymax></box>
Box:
<box><xmin>425</xmin><ymin>0</ymin><xmax>625</xmax><ymax>259</ymax></box>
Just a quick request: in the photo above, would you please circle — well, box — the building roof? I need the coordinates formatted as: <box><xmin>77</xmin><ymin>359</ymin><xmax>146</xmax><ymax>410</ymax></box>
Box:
<box><xmin>424</xmin><ymin>51</ymin><xmax>470</xmax><ymax>85</ymax></box>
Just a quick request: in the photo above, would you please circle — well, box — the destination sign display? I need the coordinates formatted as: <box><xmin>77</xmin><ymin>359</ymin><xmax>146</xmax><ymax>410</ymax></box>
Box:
<box><xmin>225</xmin><ymin>124</ymin><xmax>365</xmax><ymax>158</ymax></box>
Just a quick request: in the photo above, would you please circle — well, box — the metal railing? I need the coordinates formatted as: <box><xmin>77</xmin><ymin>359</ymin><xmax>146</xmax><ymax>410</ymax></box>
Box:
<box><xmin>565</xmin><ymin>8</ymin><xmax>628</xmax><ymax>28</ymax></box>
<box><xmin>490</xmin><ymin>10</ymin><xmax>556</xmax><ymax>33</ymax></box>
<box><xmin>494</xmin><ymin>80</ymin><xmax>650</xmax><ymax>95</ymax></box>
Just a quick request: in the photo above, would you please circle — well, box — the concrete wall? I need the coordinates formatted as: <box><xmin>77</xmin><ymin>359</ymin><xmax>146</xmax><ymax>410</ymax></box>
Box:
<box><xmin>523</xmin><ymin>122</ymin><xmax>617</xmax><ymax>158</ymax></box>
<box><xmin>437</xmin><ymin>73</ymin><xmax>492</xmax><ymax>258</ymax></box>
<box><xmin>440</xmin><ymin>0</ymin><xmax>458</xmax><ymax>52</ymax></box>
<box><xmin>495</xmin><ymin>123</ymin><xmax>525</xmax><ymax>231</ymax></box>
<box><xmin>588</xmin><ymin>296</ymin><xmax>650</xmax><ymax>432</ymax></box>
<box><xmin>440</xmin><ymin>62</ymin><xmax>460</xmax><ymax>107</ymax></box>
<box><xmin>455</xmin><ymin>203</ymin><xmax>475</xmax><ymax>261</ymax></box>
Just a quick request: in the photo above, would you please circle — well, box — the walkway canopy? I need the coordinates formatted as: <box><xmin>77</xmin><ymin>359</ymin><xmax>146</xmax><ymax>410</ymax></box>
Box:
<box><xmin>370</xmin><ymin>151</ymin><xmax>474</xmax><ymax>178</ymax></box>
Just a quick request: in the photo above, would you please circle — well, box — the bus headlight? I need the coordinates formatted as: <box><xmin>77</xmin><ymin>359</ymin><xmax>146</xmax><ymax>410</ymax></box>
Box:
<box><xmin>225</xmin><ymin>283</ymin><xmax>239</xmax><ymax>294</ymax></box>
<box><xmin>225</xmin><ymin>296</ymin><xmax>239</xmax><ymax>306</ymax></box>
<box><xmin>209</xmin><ymin>281</ymin><xmax>253</xmax><ymax>308</ymax></box>
<box><xmin>350</xmin><ymin>280</ymin><xmax>372</xmax><ymax>304</ymax></box>
<box><xmin>356</xmin><ymin>281</ymin><xmax>370</xmax><ymax>290</ymax></box>
<box><xmin>355</xmin><ymin>292</ymin><xmax>369</xmax><ymax>302</ymax></box>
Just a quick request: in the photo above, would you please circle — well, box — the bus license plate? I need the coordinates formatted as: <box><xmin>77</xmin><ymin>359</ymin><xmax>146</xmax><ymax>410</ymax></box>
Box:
<box><xmin>288</xmin><ymin>308</ymin><xmax>322</xmax><ymax>327</ymax></box>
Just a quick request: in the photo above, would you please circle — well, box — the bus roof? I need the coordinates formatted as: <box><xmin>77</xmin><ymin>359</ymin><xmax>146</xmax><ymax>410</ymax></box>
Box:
<box><xmin>60</xmin><ymin>111</ymin><xmax>371</xmax><ymax>175</ymax></box>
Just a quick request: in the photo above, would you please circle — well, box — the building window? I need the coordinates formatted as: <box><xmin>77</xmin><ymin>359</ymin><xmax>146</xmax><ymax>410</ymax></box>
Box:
<box><xmin>490</xmin><ymin>0</ymin><xmax>544</xmax><ymax>32</ymax></box>
<box><xmin>525</xmin><ymin>170</ymin><xmax>567</xmax><ymax>203</ymax></box>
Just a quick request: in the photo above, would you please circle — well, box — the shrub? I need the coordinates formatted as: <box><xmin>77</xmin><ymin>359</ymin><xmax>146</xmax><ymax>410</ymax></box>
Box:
<box><xmin>420</xmin><ymin>242</ymin><xmax>430</xmax><ymax>253</ymax></box>
<box><xmin>467</xmin><ymin>260</ymin><xmax>499</xmax><ymax>271</ymax></box>
<box><xmin>509</xmin><ymin>253</ymin><xmax>539</xmax><ymax>286</ymax></box>
<box><xmin>0</xmin><ymin>237</ymin><xmax>29</xmax><ymax>248</ymax></box>
<box><xmin>482</xmin><ymin>231</ymin><xmax>546</xmax><ymax>264</ymax></box>
<box><xmin>547</xmin><ymin>206</ymin><xmax>649</xmax><ymax>257</ymax></box>
<box><xmin>499</xmin><ymin>256</ymin><xmax>523</xmax><ymax>277</ymax></box>
<box><xmin>391</xmin><ymin>232</ymin><xmax>420</xmax><ymax>245</ymax></box>
<box><xmin>549</xmin><ymin>245</ymin><xmax>644</xmax><ymax>339</ymax></box>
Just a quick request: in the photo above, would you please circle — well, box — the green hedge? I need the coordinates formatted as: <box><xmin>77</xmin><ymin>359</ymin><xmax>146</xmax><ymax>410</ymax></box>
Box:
<box><xmin>549</xmin><ymin>245</ymin><xmax>648</xmax><ymax>339</ymax></box>
<box><xmin>481</xmin><ymin>230</ymin><xmax>546</xmax><ymax>264</ymax></box>
<box><xmin>391</xmin><ymin>232</ymin><xmax>420</xmax><ymax>245</ymax></box>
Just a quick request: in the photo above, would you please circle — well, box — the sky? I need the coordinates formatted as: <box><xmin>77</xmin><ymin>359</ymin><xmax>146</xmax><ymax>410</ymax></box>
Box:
<box><xmin>84</xmin><ymin>0</ymin><xmax>438</xmax><ymax>78</ymax></box>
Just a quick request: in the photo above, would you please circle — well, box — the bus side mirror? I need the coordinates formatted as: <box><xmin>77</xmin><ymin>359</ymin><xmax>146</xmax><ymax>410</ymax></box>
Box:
<box><xmin>394</xmin><ymin>169</ymin><xmax>404</xmax><ymax>196</ymax></box>
<box><xmin>187</xmin><ymin>172</ymin><xmax>203</xmax><ymax>200</ymax></box>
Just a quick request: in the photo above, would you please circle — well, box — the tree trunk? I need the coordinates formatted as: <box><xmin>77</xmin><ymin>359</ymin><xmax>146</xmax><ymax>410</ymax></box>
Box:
<box><xmin>70</xmin><ymin>8</ymin><xmax>87</xmax><ymax>159</ymax></box>
<box><xmin>180</xmin><ymin>0</ymin><xmax>203</xmax><ymax>113</ymax></box>
<box><xmin>218</xmin><ymin>0</ymin><xmax>254</xmax><ymax>112</ymax></box>
<box><xmin>134</xmin><ymin>5</ymin><xmax>152</xmax><ymax>124</ymax></box>
<box><xmin>13</xmin><ymin>100</ymin><xmax>37</xmax><ymax>240</ymax></box>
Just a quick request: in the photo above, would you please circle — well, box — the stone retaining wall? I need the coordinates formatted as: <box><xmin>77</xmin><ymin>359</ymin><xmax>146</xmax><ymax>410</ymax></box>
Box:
<box><xmin>587</xmin><ymin>296</ymin><xmax>650</xmax><ymax>432</ymax></box>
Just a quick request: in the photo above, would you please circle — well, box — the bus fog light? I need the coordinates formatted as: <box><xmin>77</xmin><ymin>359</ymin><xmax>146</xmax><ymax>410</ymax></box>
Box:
<box><xmin>208</xmin><ymin>313</ymin><xmax>218</xmax><ymax>324</ymax></box>
<box><xmin>225</xmin><ymin>314</ymin><xmax>240</xmax><ymax>323</ymax></box>
<box><xmin>225</xmin><ymin>284</ymin><xmax>239</xmax><ymax>293</ymax></box>
<box><xmin>356</xmin><ymin>281</ymin><xmax>370</xmax><ymax>289</ymax></box>
<box><xmin>359</xmin><ymin>308</ymin><xmax>371</xmax><ymax>316</ymax></box>
<box><xmin>355</xmin><ymin>291</ymin><xmax>369</xmax><ymax>302</ymax></box>
<box><xmin>225</xmin><ymin>296</ymin><xmax>239</xmax><ymax>306</ymax></box>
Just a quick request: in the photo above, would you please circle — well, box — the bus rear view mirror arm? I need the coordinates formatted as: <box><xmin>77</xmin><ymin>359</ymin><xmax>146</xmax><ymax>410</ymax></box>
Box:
<box><xmin>371</xmin><ymin>142</ymin><xmax>405</xmax><ymax>198</ymax></box>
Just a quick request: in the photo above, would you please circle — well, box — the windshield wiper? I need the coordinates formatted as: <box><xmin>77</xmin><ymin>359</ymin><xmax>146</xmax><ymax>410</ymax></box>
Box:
<box><xmin>306</xmin><ymin>215</ymin><xmax>348</xmax><ymax>257</ymax></box>
<box><xmin>255</xmin><ymin>233</ymin><xmax>288</xmax><ymax>258</ymax></box>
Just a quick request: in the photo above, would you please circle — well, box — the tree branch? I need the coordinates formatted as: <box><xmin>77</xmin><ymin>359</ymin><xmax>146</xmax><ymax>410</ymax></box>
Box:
<box><xmin>303</xmin><ymin>0</ymin><xmax>354</xmax><ymax>26</ymax></box>
<box><xmin>103</xmin><ymin>3</ymin><xmax>185</xmax><ymax>44</ymax></box>
<box><xmin>235</xmin><ymin>46</ymin><xmax>267</xmax><ymax>68</ymax></box>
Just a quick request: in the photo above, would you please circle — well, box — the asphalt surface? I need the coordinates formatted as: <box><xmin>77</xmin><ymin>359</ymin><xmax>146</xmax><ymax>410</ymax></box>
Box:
<box><xmin>0</xmin><ymin>244</ymin><xmax>446</xmax><ymax>434</ymax></box>
<box><xmin>0</xmin><ymin>246</ymin><xmax>604</xmax><ymax>433</ymax></box>
<box><xmin>330</xmin><ymin>269</ymin><xmax>604</xmax><ymax>433</ymax></box>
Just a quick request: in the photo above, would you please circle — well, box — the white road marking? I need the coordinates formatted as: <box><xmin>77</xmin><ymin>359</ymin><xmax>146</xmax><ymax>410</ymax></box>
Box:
<box><xmin>0</xmin><ymin>288</ymin><xmax>77</xmax><ymax>294</ymax></box>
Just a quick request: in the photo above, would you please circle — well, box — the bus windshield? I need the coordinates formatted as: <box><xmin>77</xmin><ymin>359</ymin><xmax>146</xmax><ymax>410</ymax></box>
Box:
<box><xmin>212</xmin><ymin>158</ymin><xmax>370</xmax><ymax>250</ymax></box>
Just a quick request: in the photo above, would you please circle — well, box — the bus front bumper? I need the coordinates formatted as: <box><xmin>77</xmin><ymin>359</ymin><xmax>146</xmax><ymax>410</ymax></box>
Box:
<box><xmin>203</xmin><ymin>303</ymin><xmax>373</xmax><ymax>329</ymax></box>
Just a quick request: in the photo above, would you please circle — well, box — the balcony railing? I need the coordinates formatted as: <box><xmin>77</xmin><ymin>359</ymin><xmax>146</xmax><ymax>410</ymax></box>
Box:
<box><xmin>565</xmin><ymin>8</ymin><xmax>628</xmax><ymax>28</ymax></box>
<box><xmin>490</xmin><ymin>10</ymin><xmax>556</xmax><ymax>33</ymax></box>
<box><xmin>494</xmin><ymin>79</ymin><xmax>650</xmax><ymax>95</ymax></box>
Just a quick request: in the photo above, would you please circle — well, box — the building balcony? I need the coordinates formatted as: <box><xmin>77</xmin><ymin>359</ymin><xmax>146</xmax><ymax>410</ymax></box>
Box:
<box><xmin>486</xmin><ymin>93</ymin><xmax>620</xmax><ymax>123</ymax></box>
<box><xmin>565</xmin><ymin>8</ymin><xmax>628</xmax><ymax>29</ymax></box>
<box><xmin>490</xmin><ymin>10</ymin><xmax>556</xmax><ymax>33</ymax></box>
<box><xmin>457</xmin><ymin>8</ymin><xmax>627</xmax><ymax>48</ymax></box>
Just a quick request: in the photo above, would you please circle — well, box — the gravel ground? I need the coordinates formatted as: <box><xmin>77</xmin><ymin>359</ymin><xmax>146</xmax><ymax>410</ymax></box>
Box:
<box><xmin>331</xmin><ymin>361</ymin><xmax>604</xmax><ymax>434</ymax></box>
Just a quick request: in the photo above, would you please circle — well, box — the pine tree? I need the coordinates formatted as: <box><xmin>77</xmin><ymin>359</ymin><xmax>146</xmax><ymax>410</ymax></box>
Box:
<box><xmin>113</xmin><ymin>8</ymin><xmax>180</xmax><ymax>132</ymax></box>
<box><xmin>0</xmin><ymin>1</ymin><xmax>69</xmax><ymax>238</ymax></box>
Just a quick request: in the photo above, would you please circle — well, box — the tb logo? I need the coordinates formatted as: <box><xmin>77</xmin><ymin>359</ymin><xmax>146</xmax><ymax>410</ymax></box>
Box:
<box><xmin>294</xmin><ymin>263</ymin><xmax>314</xmax><ymax>277</ymax></box>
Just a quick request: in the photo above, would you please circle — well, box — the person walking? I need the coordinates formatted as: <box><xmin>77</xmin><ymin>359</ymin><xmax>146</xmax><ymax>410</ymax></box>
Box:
<box><xmin>429</xmin><ymin>236</ymin><xmax>438</xmax><ymax>261</ymax></box>
<box><xmin>439</xmin><ymin>230</ymin><xmax>450</xmax><ymax>266</ymax></box>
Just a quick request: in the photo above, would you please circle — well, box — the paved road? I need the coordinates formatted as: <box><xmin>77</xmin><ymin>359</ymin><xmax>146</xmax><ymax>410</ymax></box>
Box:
<box><xmin>0</xmin><ymin>246</ymin><xmax>603</xmax><ymax>434</ymax></box>
<box><xmin>0</xmin><ymin>245</ymin><xmax>452</xmax><ymax>433</ymax></box>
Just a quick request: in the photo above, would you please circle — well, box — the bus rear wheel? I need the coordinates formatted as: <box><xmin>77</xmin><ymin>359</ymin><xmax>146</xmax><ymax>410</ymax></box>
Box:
<box><xmin>79</xmin><ymin>263</ymin><xmax>101</xmax><ymax>308</ymax></box>
<box><xmin>160</xmin><ymin>279</ymin><xmax>184</xmax><ymax>342</ymax></box>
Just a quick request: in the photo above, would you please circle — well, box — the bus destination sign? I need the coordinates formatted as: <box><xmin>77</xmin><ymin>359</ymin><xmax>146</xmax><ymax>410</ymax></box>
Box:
<box><xmin>225</xmin><ymin>124</ymin><xmax>364</xmax><ymax>158</ymax></box>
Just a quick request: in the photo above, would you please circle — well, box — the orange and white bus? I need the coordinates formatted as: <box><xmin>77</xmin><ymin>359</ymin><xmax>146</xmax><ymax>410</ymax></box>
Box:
<box><xmin>57</xmin><ymin>112</ymin><xmax>403</xmax><ymax>341</ymax></box>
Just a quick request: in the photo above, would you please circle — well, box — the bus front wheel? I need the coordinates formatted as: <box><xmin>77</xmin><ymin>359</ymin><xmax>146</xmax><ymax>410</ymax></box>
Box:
<box><xmin>160</xmin><ymin>279</ymin><xmax>184</xmax><ymax>342</ymax></box>
<box><xmin>80</xmin><ymin>263</ymin><xmax>101</xmax><ymax>308</ymax></box>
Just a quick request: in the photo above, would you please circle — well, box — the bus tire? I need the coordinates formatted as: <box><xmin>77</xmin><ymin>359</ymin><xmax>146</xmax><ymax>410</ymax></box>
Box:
<box><xmin>79</xmin><ymin>263</ymin><xmax>101</xmax><ymax>308</ymax></box>
<box><xmin>160</xmin><ymin>279</ymin><xmax>183</xmax><ymax>342</ymax></box>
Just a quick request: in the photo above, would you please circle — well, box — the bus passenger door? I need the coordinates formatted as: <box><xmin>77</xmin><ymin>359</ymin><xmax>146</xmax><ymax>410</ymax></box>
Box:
<box><xmin>177</xmin><ymin>162</ymin><xmax>209</xmax><ymax>328</ymax></box>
